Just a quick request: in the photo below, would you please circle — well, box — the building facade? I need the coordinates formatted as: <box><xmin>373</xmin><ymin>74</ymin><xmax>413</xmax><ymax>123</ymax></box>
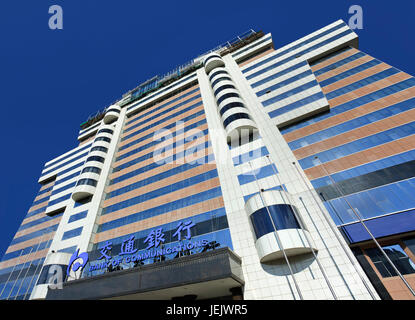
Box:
<box><xmin>1</xmin><ymin>19</ymin><xmax>415</xmax><ymax>300</ymax></box>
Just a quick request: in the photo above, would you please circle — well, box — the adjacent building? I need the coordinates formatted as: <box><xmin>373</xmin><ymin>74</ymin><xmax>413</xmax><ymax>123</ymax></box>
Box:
<box><xmin>1</xmin><ymin>19</ymin><xmax>415</xmax><ymax>300</ymax></box>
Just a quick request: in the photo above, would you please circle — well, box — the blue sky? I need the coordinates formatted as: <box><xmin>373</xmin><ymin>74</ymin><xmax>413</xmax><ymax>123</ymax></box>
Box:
<box><xmin>0</xmin><ymin>0</ymin><xmax>414</xmax><ymax>260</ymax></box>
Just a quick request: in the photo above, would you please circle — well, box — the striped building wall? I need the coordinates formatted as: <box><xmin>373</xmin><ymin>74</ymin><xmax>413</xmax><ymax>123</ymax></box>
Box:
<box><xmin>2</xmin><ymin>18</ymin><xmax>414</xmax><ymax>300</ymax></box>
<box><xmin>83</xmin><ymin>82</ymin><xmax>233</xmax><ymax>277</ymax></box>
<box><xmin>0</xmin><ymin>141</ymin><xmax>95</xmax><ymax>299</ymax></box>
<box><xmin>232</xmin><ymin>19</ymin><xmax>415</xmax><ymax>299</ymax></box>
<box><xmin>280</xmin><ymin>47</ymin><xmax>415</xmax><ymax>299</ymax></box>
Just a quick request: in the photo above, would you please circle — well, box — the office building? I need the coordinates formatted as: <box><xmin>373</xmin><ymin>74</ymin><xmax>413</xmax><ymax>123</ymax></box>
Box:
<box><xmin>1</xmin><ymin>19</ymin><xmax>415</xmax><ymax>300</ymax></box>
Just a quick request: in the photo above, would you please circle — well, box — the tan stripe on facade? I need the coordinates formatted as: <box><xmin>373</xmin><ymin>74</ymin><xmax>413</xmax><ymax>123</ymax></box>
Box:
<box><xmin>126</xmin><ymin>85</ymin><xmax>200</xmax><ymax>128</ymax></box>
<box><xmin>0</xmin><ymin>248</ymin><xmax>50</xmax><ymax>270</ymax></box>
<box><xmin>33</xmin><ymin>190</ymin><xmax>52</xmax><ymax>203</ymax></box>
<box><xmin>28</xmin><ymin>198</ymin><xmax>49</xmax><ymax>212</ymax></box>
<box><xmin>320</xmin><ymin>62</ymin><xmax>392</xmax><ymax>94</ymax></box>
<box><xmin>304</xmin><ymin>134</ymin><xmax>415</xmax><ymax>181</ymax></box>
<box><xmin>240</xmin><ymin>47</ymin><xmax>275</xmax><ymax>68</ymax></box>
<box><xmin>294</xmin><ymin>108</ymin><xmax>415</xmax><ymax>160</ymax></box>
<box><xmin>326</xmin><ymin>72</ymin><xmax>412</xmax><ymax>108</ymax></box>
<box><xmin>107</xmin><ymin>152</ymin><xmax>215</xmax><ymax>196</ymax></box>
<box><xmin>114</xmin><ymin>122</ymin><xmax>209</xmax><ymax>168</ymax></box>
<box><xmin>5</xmin><ymin>232</ymin><xmax>55</xmax><ymax>255</ymax></box>
<box><xmin>94</xmin><ymin>197</ymin><xmax>225</xmax><ymax>244</ymax></box>
<box><xmin>310</xmin><ymin>47</ymin><xmax>359</xmax><ymax>73</ymax></box>
<box><xmin>123</xmin><ymin>94</ymin><xmax>202</xmax><ymax>141</ymax></box>
<box><xmin>21</xmin><ymin>211</ymin><xmax>49</xmax><ymax>225</ymax></box>
<box><xmin>14</xmin><ymin>218</ymin><xmax>61</xmax><ymax>239</ymax></box>
<box><xmin>118</xmin><ymin>112</ymin><xmax>206</xmax><ymax>158</ymax></box>
<box><xmin>99</xmin><ymin>177</ymin><xmax>221</xmax><ymax>225</ymax></box>
<box><xmin>79</xmin><ymin>134</ymin><xmax>96</xmax><ymax>146</ymax></box>
<box><xmin>109</xmin><ymin>139</ymin><xmax>212</xmax><ymax>190</ymax></box>
<box><xmin>39</xmin><ymin>180</ymin><xmax>55</xmax><ymax>191</ymax></box>
<box><xmin>283</xmin><ymin>83</ymin><xmax>415</xmax><ymax>143</ymax></box>
<box><xmin>120</xmin><ymin>102</ymin><xmax>204</xmax><ymax>149</ymax></box>
<box><xmin>315</xmin><ymin>55</ymin><xmax>374</xmax><ymax>82</ymax></box>
<box><xmin>104</xmin><ymin>159</ymin><xmax>217</xmax><ymax>207</ymax></box>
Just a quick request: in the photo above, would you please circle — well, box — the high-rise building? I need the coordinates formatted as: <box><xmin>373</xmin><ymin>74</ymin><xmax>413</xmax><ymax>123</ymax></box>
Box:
<box><xmin>1</xmin><ymin>19</ymin><xmax>415</xmax><ymax>300</ymax></box>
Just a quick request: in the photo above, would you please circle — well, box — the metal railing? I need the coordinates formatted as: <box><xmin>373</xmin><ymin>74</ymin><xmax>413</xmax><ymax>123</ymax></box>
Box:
<box><xmin>79</xmin><ymin>29</ymin><xmax>262</xmax><ymax>130</ymax></box>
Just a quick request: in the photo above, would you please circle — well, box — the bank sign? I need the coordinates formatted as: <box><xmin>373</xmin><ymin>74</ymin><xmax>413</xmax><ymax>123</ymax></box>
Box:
<box><xmin>67</xmin><ymin>220</ymin><xmax>214</xmax><ymax>276</ymax></box>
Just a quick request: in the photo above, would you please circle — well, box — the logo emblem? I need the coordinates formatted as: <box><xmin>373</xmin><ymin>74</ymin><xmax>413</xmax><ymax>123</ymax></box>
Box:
<box><xmin>67</xmin><ymin>249</ymin><xmax>89</xmax><ymax>276</ymax></box>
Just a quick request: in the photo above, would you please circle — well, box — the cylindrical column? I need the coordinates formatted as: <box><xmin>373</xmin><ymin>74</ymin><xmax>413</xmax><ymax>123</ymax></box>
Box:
<box><xmin>103</xmin><ymin>104</ymin><xmax>121</xmax><ymax>124</ymax></box>
<box><xmin>204</xmin><ymin>54</ymin><xmax>257</xmax><ymax>143</ymax></box>
<box><xmin>245</xmin><ymin>190</ymin><xmax>317</xmax><ymax>263</ymax></box>
<box><xmin>203</xmin><ymin>53</ymin><xmax>225</xmax><ymax>74</ymax></box>
<box><xmin>72</xmin><ymin>123</ymin><xmax>114</xmax><ymax>201</ymax></box>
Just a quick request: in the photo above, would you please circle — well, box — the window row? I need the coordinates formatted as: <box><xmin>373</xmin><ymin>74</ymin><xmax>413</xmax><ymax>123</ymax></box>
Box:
<box><xmin>41</xmin><ymin>151</ymin><xmax>89</xmax><ymax>177</ymax></box>
<box><xmin>311</xmin><ymin>149</ymin><xmax>415</xmax><ymax>189</ymax></box>
<box><xmin>209</xmin><ymin>69</ymin><xmax>228</xmax><ymax>81</ymax></box>
<box><xmin>268</xmin><ymin>91</ymin><xmax>324</xmax><ymax>119</ymax></box>
<box><xmin>43</xmin><ymin>143</ymin><xmax>92</xmax><ymax>170</ymax></box>
<box><xmin>18</xmin><ymin>211</ymin><xmax>63</xmax><ymax>233</ymax></box>
<box><xmin>318</xmin><ymin>58</ymin><xmax>381</xmax><ymax>87</ymax></box>
<box><xmin>50</xmin><ymin>181</ymin><xmax>77</xmax><ymax>197</ymax></box>
<box><xmin>119</xmin><ymin>106</ymin><xmax>204</xmax><ymax>151</ymax></box>
<box><xmin>116</xmin><ymin>119</ymin><xmax>207</xmax><ymax>162</ymax></box>
<box><xmin>324</xmin><ymin>177</ymin><xmax>415</xmax><ymax>225</ymax></box>
<box><xmin>244</xmin><ymin>29</ymin><xmax>353</xmax><ymax>80</ymax></box>
<box><xmin>217</xmin><ymin>92</ymin><xmax>240</xmax><ymax>106</ymax></box>
<box><xmin>237</xmin><ymin>163</ymin><xmax>278</xmax><ymax>185</ymax></box>
<box><xmin>289</xmin><ymin>97</ymin><xmax>415</xmax><ymax>150</ymax></box>
<box><xmin>232</xmin><ymin>146</ymin><xmax>270</xmax><ymax>166</ymax></box>
<box><xmin>249</xmin><ymin>60</ymin><xmax>308</xmax><ymax>89</ymax></box>
<box><xmin>219</xmin><ymin>102</ymin><xmax>245</xmax><ymax>117</ymax></box>
<box><xmin>10</xmin><ymin>224</ymin><xmax>59</xmax><ymax>246</ymax></box>
<box><xmin>98</xmin><ymin>187</ymin><xmax>223</xmax><ymax>233</ymax></box>
<box><xmin>256</xmin><ymin>69</ymin><xmax>313</xmax><ymax>97</ymax></box>
<box><xmin>107</xmin><ymin>153</ymin><xmax>214</xmax><ymax>199</ymax></box>
<box><xmin>124</xmin><ymin>93</ymin><xmax>201</xmax><ymax>136</ymax></box>
<box><xmin>263</xmin><ymin>80</ymin><xmax>319</xmax><ymax>108</ymax></box>
<box><xmin>112</xmin><ymin>136</ymin><xmax>211</xmax><ymax>176</ymax></box>
<box><xmin>243</xmin><ymin>21</ymin><xmax>347</xmax><ymax>74</ymax></box>
<box><xmin>48</xmin><ymin>193</ymin><xmax>72</xmax><ymax>207</ymax></box>
<box><xmin>223</xmin><ymin>112</ymin><xmax>250</xmax><ymax>128</ymax></box>
<box><xmin>54</xmin><ymin>170</ymin><xmax>81</xmax><ymax>187</ymax></box>
<box><xmin>61</xmin><ymin>226</ymin><xmax>83</xmax><ymax>241</ymax></box>
<box><xmin>280</xmin><ymin>77</ymin><xmax>415</xmax><ymax>135</ymax></box>
<box><xmin>325</xmin><ymin>68</ymin><xmax>399</xmax><ymax>100</ymax></box>
<box><xmin>211</xmin><ymin>76</ymin><xmax>232</xmax><ymax>88</ymax></box>
<box><xmin>90</xmin><ymin>146</ymin><xmax>108</xmax><ymax>153</ymax></box>
<box><xmin>299</xmin><ymin>121</ymin><xmax>415</xmax><ymax>169</ymax></box>
<box><xmin>250</xmin><ymin>204</ymin><xmax>301</xmax><ymax>239</ymax></box>
<box><xmin>68</xmin><ymin>210</ymin><xmax>88</xmax><ymax>223</ymax></box>
<box><xmin>308</xmin><ymin>46</ymin><xmax>352</xmax><ymax>67</ymax></box>
<box><xmin>313</xmin><ymin>51</ymin><xmax>366</xmax><ymax>77</ymax></box>
<box><xmin>102</xmin><ymin>169</ymin><xmax>218</xmax><ymax>215</ymax></box>
<box><xmin>76</xmin><ymin>178</ymin><xmax>98</xmax><ymax>187</ymax></box>
<box><xmin>81</xmin><ymin>166</ymin><xmax>102</xmax><ymax>175</ymax></box>
<box><xmin>126</xmin><ymin>74</ymin><xmax>197</xmax><ymax>112</ymax></box>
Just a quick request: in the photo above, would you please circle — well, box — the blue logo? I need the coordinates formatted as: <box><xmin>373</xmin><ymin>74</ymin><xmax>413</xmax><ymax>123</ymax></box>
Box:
<box><xmin>67</xmin><ymin>249</ymin><xmax>89</xmax><ymax>276</ymax></box>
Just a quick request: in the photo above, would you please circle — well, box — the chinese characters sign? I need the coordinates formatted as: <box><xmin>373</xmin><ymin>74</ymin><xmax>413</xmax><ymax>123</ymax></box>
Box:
<box><xmin>85</xmin><ymin>220</ymin><xmax>214</xmax><ymax>274</ymax></box>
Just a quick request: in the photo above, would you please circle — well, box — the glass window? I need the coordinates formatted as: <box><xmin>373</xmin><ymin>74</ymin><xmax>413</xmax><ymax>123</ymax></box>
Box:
<box><xmin>223</xmin><ymin>112</ymin><xmax>250</xmax><ymax>128</ymax></box>
<box><xmin>97</xmin><ymin>128</ymin><xmax>113</xmax><ymax>135</ymax></box>
<box><xmin>90</xmin><ymin>146</ymin><xmax>108</xmax><ymax>153</ymax></box>
<box><xmin>249</xmin><ymin>204</ymin><xmax>301</xmax><ymax>239</ymax></box>
<box><xmin>217</xmin><ymin>92</ymin><xmax>239</xmax><ymax>105</ymax></box>
<box><xmin>365</xmin><ymin>244</ymin><xmax>415</xmax><ymax>278</ymax></box>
